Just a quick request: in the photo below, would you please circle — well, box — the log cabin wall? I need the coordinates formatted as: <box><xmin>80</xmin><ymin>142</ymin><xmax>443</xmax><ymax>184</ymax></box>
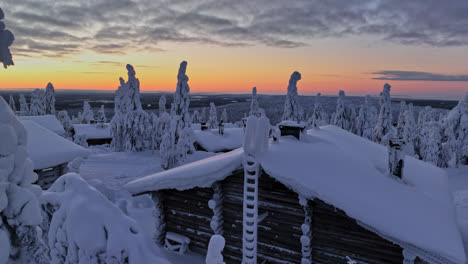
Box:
<box><xmin>161</xmin><ymin>187</ymin><xmax>215</xmax><ymax>255</ymax></box>
<box><xmin>35</xmin><ymin>162</ymin><xmax>67</xmax><ymax>189</ymax></box>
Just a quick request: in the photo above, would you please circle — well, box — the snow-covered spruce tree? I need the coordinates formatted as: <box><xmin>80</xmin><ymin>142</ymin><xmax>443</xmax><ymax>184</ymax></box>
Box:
<box><xmin>443</xmin><ymin>92</ymin><xmax>468</xmax><ymax>167</ymax></box>
<box><xmin>160</xmin><ymin>127</ymin><xmax>177</xmax><ymax>170</ymax></box>
<box><xmin>333</xmin><ymin>90</ymin><xmax>350</xmax><ymax>130</ymax></box>
<box><xmin>29</xmin><ymin>88</ymin><xmax>45</xmax><ymax>116</ymax></box>
<box><xmin>110</xmin><ymin>78</ymin><xmax>127</xmax><ymax>151</ymax></box>
<box><xmin>282</xmin><ymin>71</ymin><xmax>303</xmax><ymax>122</ymax></box>
<box><xmin>8</xmin><ymin>95</ymin><xmax>15</xmax><ymax>112</ymax></box>
<box><xmin>201</xmin><ymin>107</ymin><xmax>208</xmax><ymax>123</ymax></box>
<box><xmin>40</xmin><ymin>173</ymin><xmax>164</xmax><ymax>264</ymax></box>
<box><xmin>0</xmin><ymin>8</ymin><xmax>15</xmax><ymax>69</ymax></box>
<box><xmin>373</xmin><ymin>83</ymin><xmax>393</xmax><ymax>144</ymax></box>
<box><xmin>0</xmin><ymin>97</ymin><xmax>48</xmax><ymax>263</ymax></box>
<box><xmin>97</xmin><ymin>105</ymin><xmax>107</xmax><ymax>124</ymax></box>
<box><xmin>396</xmin><ymin>101</ymin><xmax>407</xmax><ymax>138</ymax></box>
<box><xmin>57</xmin><ymin>110</ymin><xmax>73</xmax><ymax>138</ymax></box>
<box><xmin>44</xmin><ymin>82</ymin><xmax>55</xmax><ymax>115</ymax></box>
<box><xmin>208</xmin><ymin>102</ymin><xmax>218</xmax><ymax>129</ymax></box>
<box><xmin>355</xmin><ymin>96</ymin><xmax>374</xmax><ymax>139</ymax></box>
<box><xmin>19</xmin><ymin>94</ymin><xmax>29</xmax><ymax>116</ymax></box>
<box><xmin>347</xmin><ymin>104</ymin><xmax>357</xmax><ymax>134</ymax></box>
<box><xmin>192</xmin><ymin>109</ymin><xmax>201</xmax><ymax>123</ymax></box>
<box><xmin>249</xmin><ymin>87</ymin><xmax>260</xmax><ymax>116</ymax></box>
<box><xmin>159</xmin><ymin>95</ymin><xmax>166</xmax><ymax>116</ymax></box>
<box><xmin>309</xmin><ymin>93</ymin><xmax>323</xmax><ymax>128</ymax></box>
<box><xmin>123</xmin><ymin>109</ymin><xmax>150</xmax><ymax>152</ymax></box>
<box><xmin>221</xmin><ymin>108</ymin><xmax>228</xmax><ymax>123</ymax></box>
<box><xmin>419</xmin><ymin>120</ymin><xmax>444</xmax><ymax>166</ymax></box>
<box><xmin>80</xmin><ymin>101</ymin><xmax>94</xmax><ymax>124</ymax></box>
<box><xmin>402</xmin><ymin>104</ymin><xmax>417</xmax><ymax>156</ymax></box>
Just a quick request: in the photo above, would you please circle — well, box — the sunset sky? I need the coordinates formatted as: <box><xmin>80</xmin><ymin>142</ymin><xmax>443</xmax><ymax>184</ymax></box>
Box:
<box><xmin>1</xmin><ymin>0</ymin><xmax>468</xmax><ymax>99</ymax></box>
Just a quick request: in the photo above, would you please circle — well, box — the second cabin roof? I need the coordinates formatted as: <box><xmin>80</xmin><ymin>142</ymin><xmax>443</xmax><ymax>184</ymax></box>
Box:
<box><xmin>125</xmin><ymin>125</ymin><xmax>466</xmax><ymax>264</ymax></box>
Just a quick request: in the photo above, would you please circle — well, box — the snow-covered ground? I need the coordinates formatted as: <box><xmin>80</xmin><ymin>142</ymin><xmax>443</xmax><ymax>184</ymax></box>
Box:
<box><xmin>447</xmin><ymin>166</ymin><xmax>468</xmax><ymax>257</ymax></box>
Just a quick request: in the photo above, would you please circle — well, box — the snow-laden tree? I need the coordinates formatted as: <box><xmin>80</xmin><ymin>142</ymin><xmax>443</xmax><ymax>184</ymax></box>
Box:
<box><xmin>373</xmin><ymin>83</ymin><xmax>393</xmax><ymax>144</ymax></box>
<box><xmin>57</xmin><ymin>110</ymin><xmax>73</xmax><ymax>139</ymax></box>
<box><xmin>29</xmin><ymin>89</ymin><xmax>45</xmax><ymax>116</ymax></box>
<box><xmin>208</xmin><ymin>102</ymin><xmax>218</xmax><ymax>129</ymax></box>
<box><xmin>355</xmin><ymin>96</ymin><xmax>375</xmax><ymax>139</ymax></box>
<box><xmin>96</xmin><ymin>105</ymin><xmax>107</xmax><ymax>124</ymax></box>
<box><xmin>149</xmin><ymin>113</ymin><xmax>160</xmax><ymax>152</ymax></box>
<box><xmin>81</xmin><ymin>101</ymin><xmax>94</xmax><ymax>124</ymax></box>
<box><xmin>396</xmin><ymin>101</ymin><xmax>407</xmax><ymax>138</ymax></box>
<box><xmin>192</xmin><ymin>109</ymin><xmax>201</xmax><ymax>123</ymax></box>
<box><xmin>110</xmin><ymin>78</ymin><xmax>127</xmax><ymax>151</ymax></box>
<box><xmin>123</xmin><ymin>110</ymin><xmax>150</xmax><ymax>152</ymax></box>
<box><xmin>309</xmin><ymin>93</ymin><xmax>325</xmax><ymax>128</ymax></box>
<box><xmin>419</xmin><ymin>121</ymin><xmax>444</xmax><ymax>166</ymax></box>
<box><xmin>418</xmin><ymin>106</ymin><xmax>435</xmax><ymax>129</ymax></box>
<box><xmin>333</xmin><ymin>90</ymin><xmax>350</xmax><ymax>130</ymax></box>
<box><xmin>156</xmin><ymin>112</ymin><xmax>171</xmax><ymax>149</ymax></box>
<box><xmin>19</xmin><ymin>94</ymin><xmax>29</xmax><ymax>116</ymax></box>
<box><xmin>402</xmin><ymin>103</ymin><xmax>417</xmax><ymax>156</ymax></box>
<box><xmin>282</xmin><ymin>71</ymin><xmax>303</xmax><ymax>122</ymax></box>
<box><xmin>0</xmin><ymin>97</ymin><xmax>48</xmax><ymax>263</ymax></box>
<box><xmin>0</xmin><ymin>8</ymin><xmax>15</xmax><ymax>69</ymax></box>
<box><xmin>249</xmin><ymin>87</ymin><xmax>259</xmax><ymax>116</ymax></box>
<box><xmin>44</xmin><ymin>82</ymin><xmax>56</xmax><ymax>115</ymax></box>
<box><xmin>40</xmin><ymin>173</ymin><xmax>167</xmax><ymax>264</ymax></box>
<box><xmin>159</xmin><ymin>95</ymin><xmax>166</xmax><ymax>116</ymax></box>
<box><xmin>221</xmin><ymin>108</ymin><xmax>228</xmax><ymax>123</ymax></box>
<box><xmin>201</xmin><ymin>107</ymin><xmax>208</xmax><ymax>123</ymax></box>
<box><xmin>348</xmin><ymin>104</ymin><xmax>358</xmax><ymax>134</ymax></box>
<box><xmin>160</xmin><ymin>125</ymin><xmax>177</xmax><ymax>170</ymax></box>
<box><xmin>8</xmin><ymin>95</ymin><xmax>15</xmax><ymax>112</ymax></box>
<box><xmin>443</xmin><ymin>92</ymin><xmax>468</xmax><ymax>167</ymax></box>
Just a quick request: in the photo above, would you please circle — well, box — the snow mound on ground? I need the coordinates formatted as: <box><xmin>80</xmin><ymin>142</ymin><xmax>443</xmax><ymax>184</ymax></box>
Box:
<box><xmin>194</xmin><ymin>128</ymin><xmax>243</xmax><ymax>152</ymax></box>
<box><xmin>126</xmin><ymin>148</ymin><xmax>243</xmax><ymax>194</ymax></box>
<box><xmin>73</xmin><ymin>123</ymin><xmax>111</xmax><ymax>139</ymax></box>
<box><xmin>21</xmin><ymin>120</ymin><xmax>89</xmax><ymax>170</ymax></box>
<box><xmin>19</xmin><ymin>115</ymin><xmax>65</xmax><ymax>136</ymax></box>
<box><xmin>259</xmin><ymin>126</ymin><xmax>465</xmax><ymax>263</ymax></box>
<box><xmin>41</xmin><ymin>173</ymin><xmax>170</xmax><ymax>264</ymax></box>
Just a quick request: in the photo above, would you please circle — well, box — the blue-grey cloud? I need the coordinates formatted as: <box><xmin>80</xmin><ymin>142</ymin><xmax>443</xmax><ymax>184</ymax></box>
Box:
<box><xmin>3</xmin><ymin>0</ymin><xmax>468</xmax><ymax>58</ymax></box>
<box><xmin>372</xmin><ymin>71</ymin><xmax>468</xmax><ymax>82</ymax></box>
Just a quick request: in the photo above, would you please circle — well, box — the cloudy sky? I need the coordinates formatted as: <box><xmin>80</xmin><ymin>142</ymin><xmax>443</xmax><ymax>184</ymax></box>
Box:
<box><xmin>1</xmin><ymin>0</ymin><xmax>468</xmax><ymax>98</ymax></box>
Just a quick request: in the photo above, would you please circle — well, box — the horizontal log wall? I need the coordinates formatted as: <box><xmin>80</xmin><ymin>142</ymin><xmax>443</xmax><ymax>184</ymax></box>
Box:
<box><xmin>161</xmin><ymin>187</ymin><xmax>215</xmax><ymax>255</ymax></box>
<box><xmin>35</xmin><ymin>163</ymin><xmax>67</xmax><ymax>189</ymax></box>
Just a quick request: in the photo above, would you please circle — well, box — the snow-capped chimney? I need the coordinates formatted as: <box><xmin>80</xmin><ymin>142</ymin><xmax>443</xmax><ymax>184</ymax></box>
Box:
<box><xmin>388</xmin><ymin>138</ymin><xmax>405</xmax><ymax>179</ymax></box>
<box><xmin>278</xmin><ymin>120</ymin><xmax>306</xmax><ymax>140</ymax></box>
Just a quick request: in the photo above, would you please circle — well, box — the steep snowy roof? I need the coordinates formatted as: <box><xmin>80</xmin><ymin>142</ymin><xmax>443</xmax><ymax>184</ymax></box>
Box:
<box><xmin>22</xmin><ymin>120</ymin><xmax>89</xmax><ymax>170</ymax></box>
<box><xmin>126</xmin><ymin>126</ymin><xmax>465</xmax><ymax>263</ymax></box>
<box><xmin>19</xmin><ymin>115</ymin><xmax>66</xmax><ymax>135</ymax></box>
<box><xmin>73</xmin><ymin>124</ymin><xmax>111</xmax><ymax>139</ymax></box>
<box><xmin>194</xmin><ymin>128</ymin><xmax>243</xmax><ymax>152</ymax></box>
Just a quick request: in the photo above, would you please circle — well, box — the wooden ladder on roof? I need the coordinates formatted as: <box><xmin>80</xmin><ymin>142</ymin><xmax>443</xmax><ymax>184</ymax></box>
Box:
<box><xmin>242</xmin><ymin>154</ymin><xmax>259</xmax><ymax>264</ymax></box>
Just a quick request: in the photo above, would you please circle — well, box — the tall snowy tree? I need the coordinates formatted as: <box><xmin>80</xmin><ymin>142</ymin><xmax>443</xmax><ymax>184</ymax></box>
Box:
<box><xmin>159</xmin><ymin>95</ymin><xmax>166</xmax><ymax>116</ymax></box>
<box><xmin>309</xmin><ymin>93</ymin><xmax>325</xmax><ymax>128</ymax></box>
<box><xmin>333</xmin><ymin>90</ymin><xmax>350</xmax><ymax>130</ymax></box>
<box><xmin>282</xmin><ymin>71</ymin><xmax>303</xmax><ymax>122</ymax></box>
<box><xmin>29</xmin><ymin>89</ymin><xmax>45</xmax><ymax>116</ymax></box>
<box><xmin>44</xmin><ymin>82</ymin><xmax>56</xmax><ymax>115</ymax></box>
<box><xmin>191</xmin><ymin>109</ymin><xmax>201</xmax><ymax>123</ymax></box>
<box><xmin>97</xmin><ymin>105</ymin><xmax>107</xmax><ymax>124</ymax></box>
<box><xmin>373</xmin><ymin>83</ymin><xmax>393</xmax><ymax>144</ymax></box>
<box><xmin>348</xmin><ymin>104</ymin><xmax>358</xmax><ymax>134</ymax></box>
<box><xmin>81</xmin><ymin>101</ymin><xmax>94</xmax><ymax>124</ymax></box>
<box><xmin>396</xmin><ymin>101</ymin><xmax>407</xmax><ymax>138</ymax></box>
<box><xmin>249</xmin><ymin>87</ymin><xmax>259</xmax><ymax>116</ymax></box>
<box><xmin>201</xmin><ymin>107</ymin><xmax>208</xmax><ymax>122</ymax></box>
<box><xmin>221</xmin><ymin>108</ymin><xmax>228</xmax><ymax>123</ymax></box>
<box><xmin>0</xmin><ymin>97</ymin><xmax>48</xmax><ymax>263</ymax></box>
<box><xmin>0</xmin><ymin>8</ymin><xmax>15</xmax><ymax>69</ymax></box>
<box><xmin>443</xmin><ymin>92</ymin><xmax>468</xmax><ymax>167</ymax></box>
<box><xmin>355</xmin><ymin>96</ymin><xmax>374</xmax><ymax>139</ymax></box>
<box><xmin>19</xmin><ymin>94</ymin><xmax>29</xmax><ymax>116</ymax></box>
<box><xmin>57</xmin><ymin>110</ymin><xmax>73</xmax><ymax>139</ymax></box>
<box><xmin>8</xmin><ymin>95</ymin><xmax>15</xmax><ymax>112</ymax></box>
<box><xmin>208</xmin><ymin>102</ymin><xmax>218</xmax><ymax>129</ymax></box>
<box><xmin>419</xmin><ymin>121</ymin><xmax>444</xmax><ymax>166</ymax></box>
<box><xmin>123</xmin><ymin>110</ymin><xmax>150</xmax><ymax>152</ymax></box>
<box><xmin>402</xmin><ymin>104</ymin><xmax>417</xmax><ymax>156</ymax></box>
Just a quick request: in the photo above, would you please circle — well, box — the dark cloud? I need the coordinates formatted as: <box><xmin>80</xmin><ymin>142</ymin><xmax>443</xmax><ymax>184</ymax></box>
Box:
<box><xmin>3</xmin><ymin>0</ymin><xmax>468</xmax><ymax>58</ymax></box>
<box><xmin>372</xmin><ymin>71</ymin><xmax>468</xmax><ymax>82</ymax></box>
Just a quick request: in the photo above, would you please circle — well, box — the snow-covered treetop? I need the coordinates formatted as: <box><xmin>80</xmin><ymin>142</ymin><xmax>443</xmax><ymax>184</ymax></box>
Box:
<box><xmin>172</xmin><ymin>61</ymin><xmax>190</xmax><ymax>126</ymax></box>
<box><xmin>0</xmin><ymin>8</ymin><xmax>15</xmax><ymax>69</ymax></box>
<box><xmin>249</xmin><ymin>87</ymin><xmax>259</xmax><ymax>116</ymax></box>
<box><xmin>159</xmin><ymin>95</ymin><xmax>166</xmax><ymax>115</ymax></box>
<box><xmin>282</xmin><ymin>71</ymin><xmax>303</xmax><ymax>122</ymax></box>
<box><xmin>44</xmin><ymin>82</ymin><xmax>56</xmax><ymax>115</ymax></box>
<box><xmin>124</xmin><ymin>64</ymin><xmax>142</xmax><ymax>112</ymax></box>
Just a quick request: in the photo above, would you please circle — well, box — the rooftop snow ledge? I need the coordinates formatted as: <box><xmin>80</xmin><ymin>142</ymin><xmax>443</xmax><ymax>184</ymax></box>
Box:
<box><xmin>125</xmin><ymin>148</ymin><xmax>243</xmax><ymax>195</ymax></box>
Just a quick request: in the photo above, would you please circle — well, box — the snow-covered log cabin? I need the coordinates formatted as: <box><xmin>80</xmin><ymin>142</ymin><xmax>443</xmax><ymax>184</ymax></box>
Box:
<box><xmin>18</xmin><ymin>115</ymin><xmax>66</xmax><ymax>136</ymax></box>
<box><xmin>21</xmin><ymin>120</ymin><xmax>89</xmax><ymax>188</ymax></box>
<box><xmin>126</xmin><ymin>124</ymin><xmax>466</xmax><ymax>264</ymax></box>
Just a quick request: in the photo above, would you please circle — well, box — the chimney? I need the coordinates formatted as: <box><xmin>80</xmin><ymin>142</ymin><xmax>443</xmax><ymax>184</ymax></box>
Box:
<box><xmin>278</xmin><ymin>121</ymin><xmax>306</xmax><ymax>140</ymax></box>
<box><xmin>388</xmin><ymin>138</ymin><xmax>405</xmax><ymax>179</ymax></box>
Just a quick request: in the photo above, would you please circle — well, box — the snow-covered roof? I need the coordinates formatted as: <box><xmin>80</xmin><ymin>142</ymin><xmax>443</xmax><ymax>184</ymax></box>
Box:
<box><xmin>73</xmin><ymin>123</ymin><xmax>111</xmax><ymax>139</ymax></box>
<box><xmin>22</xmin><ymin>120</ymin><xmax>89</xmax><ymax>170</ymax></box>
<box><xmin>125</xmin><ymin>125</ymin><xmax>465</xmax><ymax>263</ymax></box>
<box><xmin>194</xmin><ymin>128</ymin><xmax>243</xmax><ymax>152</ymax></box>
<box><xmin>19</xmin><ymin>115</ymin><xmax>66</xmax><ymax>136</ymax></box>
<box><xmin>278</xmin><ymin>120</ymin><xmax>307</xmax><ymax>128</ymax></box>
